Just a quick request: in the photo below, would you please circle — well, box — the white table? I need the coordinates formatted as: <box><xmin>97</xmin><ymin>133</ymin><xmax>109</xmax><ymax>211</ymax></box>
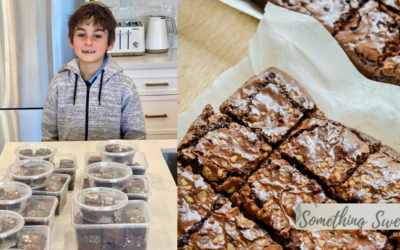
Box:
<box><xmin>0</xmin><ymin>140</ymin><xmax>177</xmax><ymax>250</ymax></box>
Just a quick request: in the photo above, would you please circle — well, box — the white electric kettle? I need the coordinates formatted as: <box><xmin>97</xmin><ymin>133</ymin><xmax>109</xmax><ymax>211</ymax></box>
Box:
<box><xmin>145</xmin><ymin>16</ymin><xmax>177</xmax><ymax>53</ymax></box>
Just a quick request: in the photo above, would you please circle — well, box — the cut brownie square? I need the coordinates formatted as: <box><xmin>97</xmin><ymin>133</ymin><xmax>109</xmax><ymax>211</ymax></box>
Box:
<box><xmin>334</xmin><ymin>1</ymin><xmax>399</xmax><ymax>80</ymax></box>
<box><xmin>178</xmin><ymin>104</ymin><xmax>231</xmax><ymax>150</ymax></box>
<box><xmin>179</xmin><ymin>122</ymin><xmax>271</xmax><ymax>194</ymax></box>
<box><xmin>220</xmin><ymin>67</ymin><xmax>315</xmax><ymax>144</ymax></box>
<box><xmin>270</xmin><ymin>0</ymin><xmax>361</xmax><ymax>34</ymax></box>
<box><xmin>177</xmin><ymin>165</ymin><xmax>219</xmax><ymax>245</ymax></box>
<box><xmin>180</xmin><ymin>197</ymin><xmax>283</xmax><ymax>250</ymax></box>
<box><xmin>233</xmin><ymin>155</ymin><xmax>331</xmax><ymax>242</ymax></box>
<box><xmin>280</xmin><ymin>117</ymin><xmax>379</xmax><ymax>187</ymax></box>
<box><xmin>335</xmin><ymin>151</ymin><xmax>400</xmax><ymax>203</ymax></box>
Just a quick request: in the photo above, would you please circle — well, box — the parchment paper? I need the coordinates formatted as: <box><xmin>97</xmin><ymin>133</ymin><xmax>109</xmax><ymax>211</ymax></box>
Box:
<box><xmin>178</xmin><ymin>3</ymin><xmax>400</xmax><ymax>152</ymax></box>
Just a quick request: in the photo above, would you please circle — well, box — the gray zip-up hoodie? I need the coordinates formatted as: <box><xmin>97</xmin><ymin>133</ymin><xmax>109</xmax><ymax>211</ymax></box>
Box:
<box><xmin>41</xmin><ymin>56</ymin><xmax>146</xmax><ymax>141</ymax></box>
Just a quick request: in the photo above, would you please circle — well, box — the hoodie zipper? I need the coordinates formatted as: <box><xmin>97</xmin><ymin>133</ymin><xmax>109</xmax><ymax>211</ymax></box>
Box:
<box><xmin>84</xmin><ymin>80</ymin><xmax>92</xmax><ymax>140</ymax></box>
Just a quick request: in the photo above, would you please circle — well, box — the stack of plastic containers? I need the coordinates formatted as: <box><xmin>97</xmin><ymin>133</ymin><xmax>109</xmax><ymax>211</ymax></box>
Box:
<box><xmin>74</xmin><ymin>140</ymin><xmax>151</xmax><ymax>249</ymax></box>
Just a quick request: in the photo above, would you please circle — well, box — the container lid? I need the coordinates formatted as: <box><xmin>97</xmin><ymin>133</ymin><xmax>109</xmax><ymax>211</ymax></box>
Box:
<box><xmin>96</xmin><ymin>140</ymin><xmax>138</xmax><ymax>156</ymax></box>
<box><xmin>0</xmin><ymin>182</ymin><xmax>32</xmax><ymax>205</ymax></box>
<box><xmin>74</xmin><ymin>187</ymin><xmax>128</xmax><ymax>212</ymax></box>
<box><xmin>8</xmin><ymin>160</ymin><xmax>54</xmax><ymax>180</ymax></box>
<box><xmin>86</xmin><ymin>162</ymin><xmax>132</xmax><ymax>183</ymax></box>
<box><xmin>15</xmin><ymin>143</ymin><xmax>56</xmax><ymax>159</ymax></box>
<box><xmin>0</xmin><ymin>211</ymin><xmax>24</xmax><ymax>239</ymax></box>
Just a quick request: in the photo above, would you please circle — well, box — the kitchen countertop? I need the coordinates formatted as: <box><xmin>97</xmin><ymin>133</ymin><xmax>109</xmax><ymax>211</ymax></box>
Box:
<box><xmin>178</xmin><ymin>0</ymin><xmax>259</xmax><ymax>114</ymax></box>
<box><xmin>0</xmin><ymin>139</ymin><xmax>177</xmax><ymax>250</ymax></box>
<box><xmin>112</xmin><ymin>48</ymin><xmax>177</xmax><ymax>70</ymax></box>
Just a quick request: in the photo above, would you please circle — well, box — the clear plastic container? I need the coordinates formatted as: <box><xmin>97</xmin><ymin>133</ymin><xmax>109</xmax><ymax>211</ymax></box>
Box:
<box><xmin>0</xmin><ymin>211</ymin><xmax>25</xmax><ymax>249</ymax></box>
<box><xmin>32</xmin><ymin>174</ymin><xmax>70</xmax><ymax>216</ymax></box>
<box><xmin>72</xmin><ymin>200</ymin><xmax>150</xmax><ymax>250</ymax></box>
<box><xmin>74</xmin><ymin>187</ymin><xmax>128</xmax><ymax>224</ymax></box>
<box><xmin>8</xmin><ymin>160</ymin><xmax>54</xmax><ymax>189</ymax></box>
<box><xmin>17</xmin><ymin>225</ymin><xmax>50</xmax><ymax>250</ymax></box>
<box><xmin>128</xmin><ymin>152</ymin><xmax>148</xmax><ymax>175</ymax></box>
<box><xmin>20</xmin><ymin>195</ymin><xmax>57</xmax><ymax>227</ymax></box>
<box><xmin>15</xmin><ymin>143</ymin><xmax>56</xmax><ymax>162</ymax></box>
<box><xmin>52</xmin><ymin>153</ymin><xmax>77</xmax><ymax>191</ymax></box>
<box><xmin>85</xmin><ymin>152</ymin><xmax>102</xmax><ymax>168</ymax></box>
<box><xmin>81</xmin><ymin>175</ymin><xmax>150</xmax><ymax>201</ymax></box>
<box><xmin>0</xmin><ymin>182</ymin><xmax>32</xmax><ymax>212</ymax></box>
<box><xmin>86</xmin><ymin>162</ymin><xmax>132</xmax><ymax>190</ymax></box>
<box><xmin>124</xmin><ymin>175</ymin><xmax>150</xmax><ymax>201</ymax></box>
<box><xmin>96</xmin><ymin>140</ymin><xmax>138</xmax><ymax>165</ymax></box>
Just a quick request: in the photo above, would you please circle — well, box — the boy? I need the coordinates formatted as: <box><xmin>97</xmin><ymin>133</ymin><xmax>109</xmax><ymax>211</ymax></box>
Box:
<box><xmin>41</xmin><ymin>1</ymin><xmax>146</xmax><ymax>141</ymax></box>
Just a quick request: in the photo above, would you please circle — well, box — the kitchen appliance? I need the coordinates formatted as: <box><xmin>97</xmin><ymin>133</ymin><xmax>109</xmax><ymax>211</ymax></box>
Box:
<box><xmin>145</xmin><ymin>16</ymin><xmax>177</xmax><ymax>54</ymax></box>
<box><xmin>0</xmin><ymin>0</ymin><xmax>84</xmax><ymax>151</ymax></box>
<box><xmin>108</xmin><ymin>21</ymin><xmax>145</xmax><ymax>56</ymax></box>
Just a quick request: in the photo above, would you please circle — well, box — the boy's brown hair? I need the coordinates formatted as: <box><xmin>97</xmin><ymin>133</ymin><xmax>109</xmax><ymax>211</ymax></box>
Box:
<box><xmin>68</xmin><ymin>1</ymin><xmax>117</xmax><ymax>46</ymax></box>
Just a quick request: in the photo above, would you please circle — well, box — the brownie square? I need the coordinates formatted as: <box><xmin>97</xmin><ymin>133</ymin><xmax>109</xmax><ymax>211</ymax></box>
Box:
<box><xmin>178</xmin><ymin>104</ymin><xmax>231</xmax><ymax>150</ymax></box>
<box><xmin>181</xmin><ymin>198</ymin><xmax>282</xmax><ymax>250</ymax></box>
<box><xmin>220</xmin><ymin>67</ymin><xmax>315</xmax><ymax>144</ymax></box>
<box><xmin>177</xmin><ymin>165</ymin><xmax>218</xmax><ymax>244</ymax></box>
<box><xmin>17</xmin><ymin>232</ymin><xmax>47</xmax><ymax>250</ymax></box>
<box><xmin>234</xmin><ymin>156</ymin><xmax>331</xmax><ymax>241</ymax></box>
<box><xmin>334</xmin><ymin>1</ymin><xmax>399</xmax><ymax>79</ymax></box>
<box><xmin>375</xmin><ymin>43</ymin><xmax>400</xmax><ymax>85</ymax></box>
<box><xmin>270</xmin><ymin>0</ymin><xmax>361</xmax><ymax>34</ymax></box>
<box><xmin>179</xmin><ymin>122</ymin><xmax>271</xmax><ymax>194</ymax></box>
<box><xmin>335</xmin><ymin>151</ymin><xmax>400</xmax><ymax>202</ymax></box>
<box><xmin>280</xmin><ymin>117</ymin><xmax>379</xmax><ymax>187</ymax></box>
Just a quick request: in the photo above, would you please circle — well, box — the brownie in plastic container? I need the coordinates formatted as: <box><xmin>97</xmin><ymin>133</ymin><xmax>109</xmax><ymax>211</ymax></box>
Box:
<box><xmin>74</xmin><ymin>187</ymin><xmax>128</xmax><ymax>224</ymax></box>
<box><xmin>15</xmin><ymin>143</ymin><xmax>56</xmax><ymax>162</ymax></box>
<box><xmin>96</xmin><ymin>140</ymin><xmax>138</xmax><ymax>165</ymax></box>
<box><xmin>17</xmin><ymin>225</ymin><xmax>50</xmax><ymax>250</ymax></box>
<box><xmin>20</xmin><ymin>195</ymin><xmax>57</xmax><ymax>227</ymax></box>
<box><xmin>32</xmin><ymin>174</ymin><xmax>70</xmax><ymax>215</ymax></box>
<box><xmin>0</xmin><ymin>182</ymin><xmax>32</xmax><ymax>212</ymax></box>
<box><xmin>8</xmin><ymin>160</ymin><xmax>54</xmax><ymax>189</ymax></box>
<box><xmin>128</xmin><ymin>152</ymin><xmax>148</xmax><ymax>175</ymax></box>
<box><xmin>85</xmin><ymin>152</ymin><xmax>102</xmax><ymax>168</ymax></box>
<box><xmin>0</xmin><ymin>211</ymin><xmax>24</xmax><ymax>249</ymax></box>
<box><xmin>52</xmin><ymin>153</ymin><xmax>77</xmax><ymax>190</ymax></box>
<box><xmin>86</xmin><ymin>162</ymin><xmax>132</xmax><ymax>190</ymax></box>
<box><xmin>72</xmin><ymin>200</ymin><xmax>150</xmax><ymax>250</ymax></box>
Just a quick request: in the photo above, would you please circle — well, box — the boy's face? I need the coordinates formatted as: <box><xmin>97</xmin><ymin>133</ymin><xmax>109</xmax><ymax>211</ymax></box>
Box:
<box><xmin>69</xmin><ymin>19</ymin><xmax>114</xmax><ymax>66</ymax></box>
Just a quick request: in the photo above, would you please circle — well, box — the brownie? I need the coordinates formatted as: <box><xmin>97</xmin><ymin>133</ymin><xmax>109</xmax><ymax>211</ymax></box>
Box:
<box><xmin>279</xmin><ymin>117</ymin><xmax>379</xmax><ymax>187</ymax></box>
<box><xmin>178</xmin><ymin>104</ymin><xmax>231</xmax><ymax>150</ymax></box>
<box><xmin>59</xmin><ymin>159</ymin><xmax>74</xmax><ymax>168</ymax></box>
<box><xmin>177</xmin><ymin>165</ymin><xmax>218</xmax><ymax>245</ymax></box>
<box><xmin>335</xmin><ymin>151</ymin><xmax>400</xmax><ymax>202</ymax></box>
<box><xmin>179</xmin><ymin>122</ymin><xmax>271</xmax><ymax>194</ymax></box>
<box><xmin>233</xmin><ymin>156</ymin><xmax>331</xmax><ymax>241</ymax></box>
<box><xmin>22</xmin><ymin>198</ymin><xmax>55</xmax><ymax>226</ymax></box>
<box><xmin>124</xmin><ymin>178</ymin><xmax>145</xmax><ymax>194</ymax></box>
<box><xmin>389</xmin><ymin>231</ymin><xmax>400</xmax><ymax>247</ymax></box>
<box><xmin>251</xmin><ymin>1</ymin><xmax>400</xmax><ymax>86</ymax></box>
<box><xmin>105</xmin><ymin>144</ymin><xmax>120</xmax><ymax>153</ymax></box>
<box><xmin>88</xmin><ymin>156</ymin><xmax>102</xmax><ymax>165</ymax></box>
<box><xmin>335</xmin><ymin>1</ymin><xmax>399</xmax><ymax>81</ymax></box>
<box><xmin>181</xmin><ymin>198</ymin><xmax>282</xmax><ymax>250</ymax></box>
<box><xmin>269</xmin><ymin>0</ymin><xmax>361</xmax><ymax>33</ymax></box>
<box><xmin>0</xmin><ymin>188</ymin><xmax>22</xmax><ymax>211</ymax></box>
<box><xmin>220</xmin><ymin>68</ymin><xmax>315</xmax><ymax>144</ymax></box>
<box><xmin>20</xmin><ymin>149</ymin><xmax>33</xmax><ymax>157</ymax></box>
<box><xmin>17</xmin><ymin>232</ymin><xmax>46</xmax><ymax>250</ymax></box>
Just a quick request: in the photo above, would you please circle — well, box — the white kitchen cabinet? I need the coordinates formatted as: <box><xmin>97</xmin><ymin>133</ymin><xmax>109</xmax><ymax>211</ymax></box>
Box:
<box><xmin>112</xmin><ymin>49</ymin><xmax>177</xmax><ymax>139</ymax></box>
